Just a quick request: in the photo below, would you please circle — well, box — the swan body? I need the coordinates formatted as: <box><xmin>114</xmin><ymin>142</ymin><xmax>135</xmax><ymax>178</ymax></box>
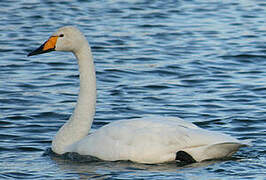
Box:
<box><xmin>28</xmin><ymin>26</ymin><xmax>248</xmax><ymax>164</ymax></box>
<box><xmin>66</xmin><ymin>117</ymin><xmax>245</xmax><ymax>163</ymax></box>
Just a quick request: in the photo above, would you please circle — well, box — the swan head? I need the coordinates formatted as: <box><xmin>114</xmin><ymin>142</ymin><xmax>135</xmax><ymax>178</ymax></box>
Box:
<box><xmin>28</xmin><ymin>26</ymin><xmax>87</xmax><ymax>56</ymax></box>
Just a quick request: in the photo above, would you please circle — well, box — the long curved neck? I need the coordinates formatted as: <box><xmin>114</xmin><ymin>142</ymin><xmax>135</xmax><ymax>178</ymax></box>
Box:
<box><xmin>52</xmin><ymin>43</ymin><xmax>96</xmax><ymax>154</ymax></box>
<box><xmin>73</xmin><ymin>44</ymin><xmax>96</xmax><ymax>127</ymax></box>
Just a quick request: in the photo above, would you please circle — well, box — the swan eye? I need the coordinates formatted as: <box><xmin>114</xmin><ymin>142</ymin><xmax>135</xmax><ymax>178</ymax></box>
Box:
<box><xmin>59</xmin><ymin>34</ymin><xmax>64</xmax><ymax>37</ymax></box>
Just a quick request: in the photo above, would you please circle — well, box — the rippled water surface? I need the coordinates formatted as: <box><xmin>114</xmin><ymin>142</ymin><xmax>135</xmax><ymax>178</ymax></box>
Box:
<box><xmin>1</xmin><ymin>0</ymin><xmax>266</xmax><ymax>179</ymax></box>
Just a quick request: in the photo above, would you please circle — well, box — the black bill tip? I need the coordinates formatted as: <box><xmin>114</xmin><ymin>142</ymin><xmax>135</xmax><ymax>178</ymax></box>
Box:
<box><xmin>27</xmin><ymin>44</ymin><xmax>55</xmax><ymax>57</ymax></box>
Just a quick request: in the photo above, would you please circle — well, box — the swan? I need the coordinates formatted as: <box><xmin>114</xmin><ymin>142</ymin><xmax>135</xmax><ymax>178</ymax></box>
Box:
<box><xmin>28</xmin><ymin>26</ymin><xmax>248</xmax><ymax>164</ymax></box>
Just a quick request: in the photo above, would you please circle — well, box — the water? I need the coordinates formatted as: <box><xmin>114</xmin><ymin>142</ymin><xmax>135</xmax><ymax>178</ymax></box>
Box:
<box><xmin>0</xmin><ymin>0</ymin><xmax>265</xmax><ymax>179</ymax></box>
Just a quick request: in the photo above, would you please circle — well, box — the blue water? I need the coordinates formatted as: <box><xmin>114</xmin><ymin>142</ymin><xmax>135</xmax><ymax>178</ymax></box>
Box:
<box><xmin>0</xmin><ymin>0</ymin><xmax>265</xmax><ymax>179</ymax></box>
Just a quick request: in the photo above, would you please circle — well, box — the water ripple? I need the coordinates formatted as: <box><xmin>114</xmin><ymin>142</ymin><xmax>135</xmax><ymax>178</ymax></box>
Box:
<box><xmin>0</xmin><ymin>0</ymin><xmax>265</xmax><ymax>179</ymax></box>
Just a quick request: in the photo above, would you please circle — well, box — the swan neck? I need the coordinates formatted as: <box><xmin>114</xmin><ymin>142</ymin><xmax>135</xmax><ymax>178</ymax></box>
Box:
<box><xmin>52</xmin><ymin>43</ymin><xmax>96</xmax><ymax>154</ymax></box>
<box><xmin>74</xmin><ymin>44</ymin><xmax>96</xmax><ymax>124</ymax></box>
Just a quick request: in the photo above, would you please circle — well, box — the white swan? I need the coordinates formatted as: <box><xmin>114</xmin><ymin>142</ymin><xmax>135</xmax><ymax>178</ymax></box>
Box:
<box><xmin>28</xmin><ymin>26</ymin><xmax>248</xmax><ymax>164</ymax></box>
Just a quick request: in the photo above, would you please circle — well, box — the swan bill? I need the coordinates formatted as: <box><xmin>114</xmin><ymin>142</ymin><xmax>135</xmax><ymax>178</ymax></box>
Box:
<box><xmin>28</xmin><ymin>36</ymin><xmax>58</xmax><ymax>56</ymax></box>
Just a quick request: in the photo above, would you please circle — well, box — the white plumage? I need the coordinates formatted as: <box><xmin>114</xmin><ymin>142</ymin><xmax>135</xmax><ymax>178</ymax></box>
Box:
<box><xmin>67</xmin><ymin>117</ymin><xmax>245</xmax><ymax>163</ymax></box>
<box><xmin>28</xmin><ymin>26</ymin><xmax>248</xmax><ymax>164</ymax></box>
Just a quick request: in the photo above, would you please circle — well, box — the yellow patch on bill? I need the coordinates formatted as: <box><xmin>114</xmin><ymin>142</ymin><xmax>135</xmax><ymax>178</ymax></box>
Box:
<box><xmin>43</xmin><ymin>36</ymin><xmax>58</xmax><ymax>51</ymax></box>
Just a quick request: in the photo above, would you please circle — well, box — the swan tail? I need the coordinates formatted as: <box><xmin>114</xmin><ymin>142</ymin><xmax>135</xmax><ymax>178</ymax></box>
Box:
<box><xmin>204</xmin><ymin>142</ymin><xmax>247</xmax><ymax>159</ymax></box>
<box><xmin>181</xmin><ymin>141</ymin><xmax>248</xmax><ymax>162</ymax></box>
